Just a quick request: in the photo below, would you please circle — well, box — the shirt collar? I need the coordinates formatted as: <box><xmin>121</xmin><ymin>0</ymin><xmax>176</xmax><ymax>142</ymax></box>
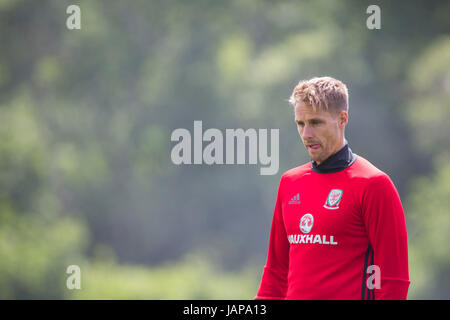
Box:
<box><xmin>311</xmin><ymin>143</ymin><xmax>357</xmax><ymax>174</ymax></box>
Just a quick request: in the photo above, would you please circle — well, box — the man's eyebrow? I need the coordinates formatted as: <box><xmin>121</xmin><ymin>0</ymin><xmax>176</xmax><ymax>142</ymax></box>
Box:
<box><xmin>295</xmin><ymin>118</ymin><xmax>323</xmax><ymax>124</ymax></box>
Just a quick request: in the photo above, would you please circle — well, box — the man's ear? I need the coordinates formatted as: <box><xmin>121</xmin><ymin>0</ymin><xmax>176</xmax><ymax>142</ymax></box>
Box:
<box><xmin>338</xmin><ymin>111</ymin><xmax>348</xmax><ymax>126</ymax></box>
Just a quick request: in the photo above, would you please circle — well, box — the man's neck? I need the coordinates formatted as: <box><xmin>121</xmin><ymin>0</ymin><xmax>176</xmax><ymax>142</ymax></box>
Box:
<box><xmin>311</xmin><ymin>142</ymin><xmax>357</xmax><ymax>174</ymax></box>
<box><xmin>317</xmin><ymin>143</ymin><xmax>345</xmax><ymax>165</ymax></box>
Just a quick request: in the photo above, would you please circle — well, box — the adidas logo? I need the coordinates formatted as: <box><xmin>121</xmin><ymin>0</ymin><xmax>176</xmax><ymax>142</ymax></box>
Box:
<box><xmin>288</xmin><ymin>193</ymin><xmax>301</xmax><ymax>205</ymax></box>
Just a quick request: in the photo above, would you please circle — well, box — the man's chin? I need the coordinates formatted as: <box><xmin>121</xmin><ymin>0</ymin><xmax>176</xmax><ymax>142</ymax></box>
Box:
<box><xmin>309</xmin><ymin>156</ymin><xmax>320</xmax><ymax>163</ymax></box>
<box><xmin>309</xmin><ymin>153</ymin><xmax>324</xmax><ymax>164</ymax></box>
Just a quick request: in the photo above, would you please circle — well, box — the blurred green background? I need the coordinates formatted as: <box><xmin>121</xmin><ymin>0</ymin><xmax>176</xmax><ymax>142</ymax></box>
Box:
<box><xmin>0</xmin><ymin>0</ymin><xmax>449</xmax><ymax>299</ymax></box>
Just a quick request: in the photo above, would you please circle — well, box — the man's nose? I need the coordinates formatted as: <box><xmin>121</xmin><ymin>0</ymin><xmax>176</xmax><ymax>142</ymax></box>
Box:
<box><xmin>301</xmin><ymin>125</ymin><xmax>313</xmax><ymax>140</ymax></box>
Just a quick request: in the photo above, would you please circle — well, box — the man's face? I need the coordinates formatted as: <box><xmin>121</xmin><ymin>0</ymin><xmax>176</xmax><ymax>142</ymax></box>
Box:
<box><xmin>294</xmin><ymin>102</ymin><xmax>348</xmax><ymax>165</ymax></box>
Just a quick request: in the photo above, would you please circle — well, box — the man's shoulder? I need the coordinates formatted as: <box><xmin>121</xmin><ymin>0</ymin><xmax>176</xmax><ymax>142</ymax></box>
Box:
<box><xmin>280</xmin><ymin>162</ymin><xmax>312</xmax><ymax>181</ymax></box>
<box><xmin>350</xmin><ymin>155</ymin><xmax>394</xmax><ymax>186</ymax></box>
<box><xmin>350</xmin><ymin>156</ymin><xmax>402</xmax><ymax>203</ymax></box>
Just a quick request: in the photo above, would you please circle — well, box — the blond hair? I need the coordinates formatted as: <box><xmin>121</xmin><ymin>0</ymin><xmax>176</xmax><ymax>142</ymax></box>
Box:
<box><xmin>289</xmin><ymin>76</ymin><xmax>349</xmax><ymax>114</ymax></box>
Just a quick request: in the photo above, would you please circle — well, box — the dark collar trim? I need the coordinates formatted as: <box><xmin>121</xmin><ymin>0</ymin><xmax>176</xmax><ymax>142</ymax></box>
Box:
<box><xmin>311</xmin><ymin>143</ymin><xmax>357</xmax><ymax>174</ymax></box>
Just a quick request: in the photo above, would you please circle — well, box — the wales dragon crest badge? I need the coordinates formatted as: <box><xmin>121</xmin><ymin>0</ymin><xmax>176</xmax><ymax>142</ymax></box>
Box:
<box><xmin>324</xmin><ymin>189</ymin><xmax>343</xmax><ymax>210</ymax></box>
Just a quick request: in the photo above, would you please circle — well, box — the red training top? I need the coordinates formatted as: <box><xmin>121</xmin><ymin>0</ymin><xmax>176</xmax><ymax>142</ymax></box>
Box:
<box><xmin>256</xmin><ymin>155</ymin><xmax>410</xmax><ymax>300</ymax></box>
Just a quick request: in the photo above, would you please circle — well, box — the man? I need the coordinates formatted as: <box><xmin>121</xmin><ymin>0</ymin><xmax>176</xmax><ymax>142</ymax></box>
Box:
<box><xmin>255</xmin><ymin>77</ymin><xmax>410</xmax><ymax>300</ymax></box>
